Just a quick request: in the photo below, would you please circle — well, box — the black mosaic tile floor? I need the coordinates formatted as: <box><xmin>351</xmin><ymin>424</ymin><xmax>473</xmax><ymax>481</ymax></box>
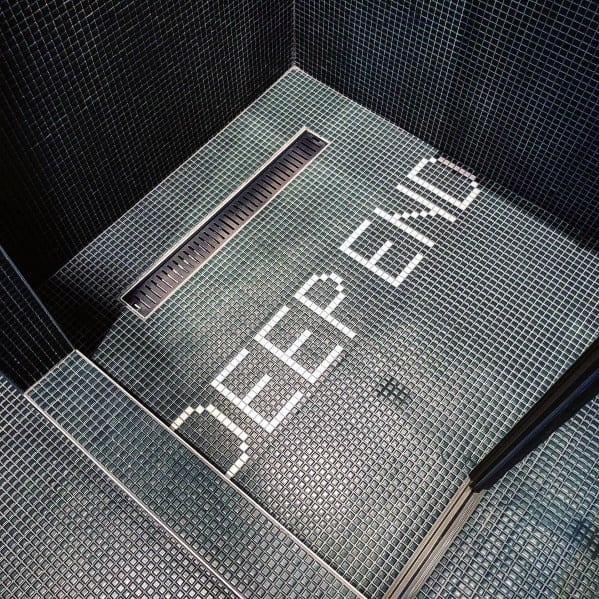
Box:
<box><xmin>41</xmin><ymin>69</ymin><xmax>598</xmax><ymax>597</ymax></box>
<box><xmin>421</xmin><ymin>399</ymin><xmax>598</xmax><ymax>598</ymax></box>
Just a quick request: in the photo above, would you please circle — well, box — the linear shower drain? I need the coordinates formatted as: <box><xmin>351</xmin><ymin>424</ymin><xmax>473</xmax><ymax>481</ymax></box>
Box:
<box><xmin>122</xmin><ymin>129</ymin><xmax>329</xmax><ymax>318</ymax></box>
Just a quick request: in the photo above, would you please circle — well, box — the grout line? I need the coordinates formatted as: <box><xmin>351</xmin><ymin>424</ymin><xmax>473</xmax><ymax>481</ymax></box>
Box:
<box><xmin>22</xmin><ymin>381</ymin><xmax>246</xmax><ymax>599</ymax></box>
<box><xmin>2</xmin><ymin>542</ymin><xmax>55</xmax><ymax>598</ymax></box>
<box><xmin>31</xmin><ymin>350</ymin><xmax>366</xmax><ymax>598</ymax></box>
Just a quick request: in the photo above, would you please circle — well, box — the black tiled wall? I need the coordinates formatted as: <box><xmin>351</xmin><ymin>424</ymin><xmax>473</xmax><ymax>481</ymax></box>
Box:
<box><xmin>296</xmin><ymin>0</ymin><xmax>598</xmax><ymax>240</ymax></box>
<box><xmin>0</xmin><ymin>247</ymin><xmax>71</xmax><ymax>389</ymax></box>
<box><xmin>1</xmin><ymin>0</ymin><xmax>292</xmax><ymax>284</ymax></box>
<box><xmin>2</xmin><ymin>0</ymin><xmax>596</xmax><ymax>289</ymax></box>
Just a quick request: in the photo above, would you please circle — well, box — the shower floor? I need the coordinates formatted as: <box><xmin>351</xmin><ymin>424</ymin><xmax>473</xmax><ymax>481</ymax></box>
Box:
<box><xmin>41</xmin><ymin>69</ymin><xmax>598</xmax><ymax>597</ymax></box>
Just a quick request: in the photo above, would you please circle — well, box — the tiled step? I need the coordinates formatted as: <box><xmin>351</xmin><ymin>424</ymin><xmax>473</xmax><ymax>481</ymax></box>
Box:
<box><xmin>42</xmin><ymin>69</ymin><xmax>599</xmax><ymax>597</ymax></box>
<box><xmin>24</xmin><ymin>351</ymin><xmax>360</xmax><ymax>598</ymax></box>
<box><xmin>0</xmin><ymin>372</ymin><xmax>236</xmax><ymax>599</ymax></box>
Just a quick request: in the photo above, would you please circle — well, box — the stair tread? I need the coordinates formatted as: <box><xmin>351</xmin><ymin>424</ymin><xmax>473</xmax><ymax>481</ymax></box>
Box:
<box><xmin>25</xmin><ymin>352</ymin><xmax>356</xmax><ymax>599</ymax></box>
<box><xmin>0</xmin><ymin>372</ymin><xmax>236</xmax><ymax>599</ymax></box>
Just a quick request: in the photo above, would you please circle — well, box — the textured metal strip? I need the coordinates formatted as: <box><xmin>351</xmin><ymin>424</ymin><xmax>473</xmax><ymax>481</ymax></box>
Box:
<box><xmin>123</xmin><ymin>129</ymin><xmax>328</xmax><ymax>318</ymax></box>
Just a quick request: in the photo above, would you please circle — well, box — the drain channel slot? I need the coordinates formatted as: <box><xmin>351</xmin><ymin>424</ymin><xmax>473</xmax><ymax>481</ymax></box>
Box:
<box><xmin>123</xmin><ymin>129</ymin><xmax>329</xmax><ymax>318</ymax></box>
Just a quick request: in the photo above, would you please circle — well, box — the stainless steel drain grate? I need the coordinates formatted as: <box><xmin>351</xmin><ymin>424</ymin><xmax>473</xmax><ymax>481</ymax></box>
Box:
<box><xmin>122</xmin><ymin>129</ymin><xmax>328</xmax><ymax>317</ymax></box>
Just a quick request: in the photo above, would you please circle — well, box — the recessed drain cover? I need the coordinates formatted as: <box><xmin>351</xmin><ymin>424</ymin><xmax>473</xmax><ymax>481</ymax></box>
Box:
<box><xmin>123</xmin><ymin>129</ymin><xmax>329</xmax><ymax>318</ymax></box>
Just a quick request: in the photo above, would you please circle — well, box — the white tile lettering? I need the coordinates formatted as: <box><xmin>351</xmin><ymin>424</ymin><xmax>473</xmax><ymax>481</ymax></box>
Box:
<box><xmin>171</xmin><ymin>154</ymin><xmax>479</xmax><ymax>477</ymax></box>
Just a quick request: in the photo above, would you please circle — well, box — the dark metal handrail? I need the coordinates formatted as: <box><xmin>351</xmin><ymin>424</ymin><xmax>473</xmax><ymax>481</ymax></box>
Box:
<box><xmin>469</xmin><ymin>337</ymin><xmax>599</xmax><ymax>492</ymax></box>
